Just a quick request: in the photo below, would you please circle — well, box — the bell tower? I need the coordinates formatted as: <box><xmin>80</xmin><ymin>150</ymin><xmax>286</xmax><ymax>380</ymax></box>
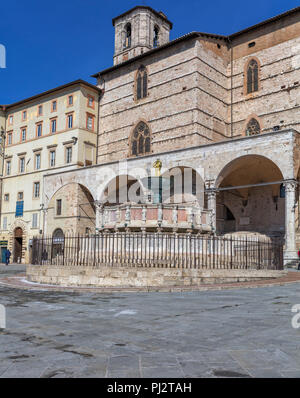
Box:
<box><xmin>112</xmin><ymin>6</ymin><xmax>173</xmax><ymax>65</ymax></box>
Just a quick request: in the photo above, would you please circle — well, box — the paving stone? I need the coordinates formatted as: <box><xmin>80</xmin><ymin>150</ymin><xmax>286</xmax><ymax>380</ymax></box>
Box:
<box><xmin>246</xmin><ymin>368</ymin><xmax>284</xmax><ymax>378</ymax></box>
<box><xmin>142</xmin><ymin>366</ymin><xmax>184</xmax><ymax>378</ymax></box>
<box><xmin>106</xmin><ymin>369</ymin><xmax>142</xmax><ymax>378</ymax></box>
<box><xmin>280</xmin><ymin>370</ymin><xmax>300</xmax><ymax>378</ymax></box>
<box><xmin>0</xmin><ymin>361</ymin><xmax>13</xmax><ymax>376</ymax></box>
<box><xmin>1</xmin><ymin>360</ymin><xmax>48</xmax><ymax>378</ymax></box>
<box><xmin>141</xmin><ymin>354</ymin><xmax>178</xmax><ymax>367</ymax></box>
<box><xmin>108</xmin><ymin>355</ymin><xmax>140</xmax><ymax>370</ymax></box>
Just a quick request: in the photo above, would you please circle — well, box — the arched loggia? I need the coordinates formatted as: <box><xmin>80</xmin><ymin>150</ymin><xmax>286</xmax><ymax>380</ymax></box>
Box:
<box><xmin>215</xmin><ymin>155</ymin><xmax>285</xmax><ymax>237</ymax></box>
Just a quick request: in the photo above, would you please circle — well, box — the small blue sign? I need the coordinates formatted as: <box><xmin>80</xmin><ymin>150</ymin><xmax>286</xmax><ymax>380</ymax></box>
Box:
<box><xmin>15</xmin><ymin>201</ymin><xmax>24</xmax><ymax>217</ymax></box>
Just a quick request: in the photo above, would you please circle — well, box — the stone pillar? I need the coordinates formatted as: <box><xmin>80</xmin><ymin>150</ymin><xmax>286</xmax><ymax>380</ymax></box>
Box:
<box><xmin>142</xmin><ymin>205</ymin><xmax>147</xmax><ymax>223</ymax></box>
<box><xmin>205</xmin><ymin>180</ymin><xmax>217</xmax><ymax>234</ymax></box>
<box><xmin>125</xmin><ymin>204</ymin><xmax>131</xmax><ymax>226</ymax></box>
<box><xmin>95</xmin><ymin>202</ymin><xmax>104</xmax><ymax>232</ymax></box>
<box><xmin>206</xmin><ymin>191</ymin><xmax>217</xmax><ymax>234</ymax></box>
<box><xmin>283</xmin><ymin>180</ymin><xmax>298</xmax><ymax>266</ymax></box>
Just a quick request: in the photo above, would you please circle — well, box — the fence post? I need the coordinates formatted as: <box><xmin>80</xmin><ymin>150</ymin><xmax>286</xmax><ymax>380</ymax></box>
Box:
<box><xmin>51</xmin><ymin>234</ymin><xmax>54</xmax><ymax>265</ymax></box>
<box><xmin>230</xmin><ymin>236</ymin><xmax>233</xmax><ymax>269</ymax></box>
<box><xmin>62</xmin><ymin>234</ymin><xmax>66</xmax><ymax>266</ymax></box>
<box><xmin>245</xmin><ymin>236</ymin><xmax>248</xmax><ymax>269</ymax></box>
<box><xmin>93</xmin><ymin>233</ymin><xmax>96</xmax><ymax>267</ymax></box>
<box><xmin>258</xmin><ymin>239</ymin><xmax>261</xmax><ymax>270</ymax></box>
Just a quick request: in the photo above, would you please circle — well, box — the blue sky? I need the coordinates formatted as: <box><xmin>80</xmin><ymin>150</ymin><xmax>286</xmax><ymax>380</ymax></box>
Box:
<box><xmin>0</xmin><ymin>0</ymin><xmax>298</xmax><ymax>104</ymax></box>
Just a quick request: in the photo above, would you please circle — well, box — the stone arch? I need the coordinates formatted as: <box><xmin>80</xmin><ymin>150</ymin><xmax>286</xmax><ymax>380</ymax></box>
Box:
<box><xmin>47</xmin><ymin>182</ymin><xmax>96</xmax><ymax>235</ymax></box>
<box><xmin>44</xmin><ymin>173</ymin><xmax>98</xmax><ymax>209</ymax></box>
<box><xmin>215</xmin><ymin>154</ymin><xmax>285</xmax><ymax>236</ymax></box>
<box><xmin>52</xmin><ymin>228</ymin><xmax>64</xmax><ymax>258</ymax></box>
<box><xmin>161</xmin><ymin>166</ymin><xmax>205</xmax><ymax>206</ymax></box>
<box><xmin>100</xmin><ymin>174</ymin><xmax>145</xmax><ymax>205</ymax></box>
<box><xmin>216</xmin><ymin>154</ymin><xmax>284</xmax><ymax>189</ymax></box>
<box><xmin>8</xmin><ymin>219</ymin><xmax>28</xmax><ymax>264</ymax></box>
<box><xmin>53</xmin><ymin>228</ymin><xmax>64</xmax><ymax>238</ymax></box>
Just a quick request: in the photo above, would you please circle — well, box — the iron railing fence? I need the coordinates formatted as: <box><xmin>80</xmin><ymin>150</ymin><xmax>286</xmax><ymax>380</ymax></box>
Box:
<box><xmin>31</xmin><ymin>233</ymin><xmax>284</xmax><ymax>270</ymax></box>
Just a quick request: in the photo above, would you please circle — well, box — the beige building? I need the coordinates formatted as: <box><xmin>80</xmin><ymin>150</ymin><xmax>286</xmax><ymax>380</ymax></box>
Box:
<box><xmin>0</xmin><ymin>80</ymin><xmax>101</xmax><ymax>263</ymax></box>
<box><xmin>1</xmin><ymin>5</ymin><xmax>300</xmax><ymax>265</ymax></box>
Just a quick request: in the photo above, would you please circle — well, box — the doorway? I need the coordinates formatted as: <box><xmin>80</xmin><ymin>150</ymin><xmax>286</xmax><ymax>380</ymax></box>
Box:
<box><xmin>14</xmin><ymin>227</ymin><xmax>23</xmax><ymax>263</ymax></box>
<box><xmin>1</xmin><ymin>247</ymin><xmax>7</xmax><ymax>263</ymax></box>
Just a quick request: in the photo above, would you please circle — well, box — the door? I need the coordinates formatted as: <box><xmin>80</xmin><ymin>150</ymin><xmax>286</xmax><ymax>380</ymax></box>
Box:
<box><xmin>1</xmin><ymin>247</ymin><xmax>7</xmax><ymax>263</ymax></box>
<box><xmin>13</xmin><ymin>227</ymin><xmax>23</xmax><ymax>263</ymax></box>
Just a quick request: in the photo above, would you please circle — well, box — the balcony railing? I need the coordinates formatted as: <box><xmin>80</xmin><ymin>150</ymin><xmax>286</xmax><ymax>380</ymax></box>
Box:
<box><xmin>98</xmin><ymin>203</ymin><xmax>212</xmax><ymax>233</ymax></box>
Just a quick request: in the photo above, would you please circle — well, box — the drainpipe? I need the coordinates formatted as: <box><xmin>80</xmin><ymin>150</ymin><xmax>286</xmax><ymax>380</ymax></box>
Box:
<box><xmin>95</xmin><ymin>89</ymin><xmax>103</xmax><ymax>165</ymax></box>
<box><xmin>229</xmin><ymin>38</ymin><xmax>233</xmax><ymax>138</ymax></box>
<box><xmin>0</xmin><ymin>106</ymin><xmax>7</xmax><ymax>233</ymax></box>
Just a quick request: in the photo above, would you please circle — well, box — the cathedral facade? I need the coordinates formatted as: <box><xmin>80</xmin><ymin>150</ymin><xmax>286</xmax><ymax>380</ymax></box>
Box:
<box><xmin>0</xmin><ymin>6</ymin><xmax>300</xmax><ymax>265</ymax></box>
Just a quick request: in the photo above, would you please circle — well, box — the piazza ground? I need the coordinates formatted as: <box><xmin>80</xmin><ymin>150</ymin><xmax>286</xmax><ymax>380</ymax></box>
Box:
<box><xmin>1</xmin><ymin>265</ymin><xmax>300</xmax><ymax>378</ymax></box>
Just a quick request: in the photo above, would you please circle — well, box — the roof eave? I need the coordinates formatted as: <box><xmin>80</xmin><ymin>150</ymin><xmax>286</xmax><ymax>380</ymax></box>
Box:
<box><xmin>91</xmin><ymin>32</ymin><xmax>228</xmax><ymax>78</ymax></box>
<box><xmin>112</xmin><ymin>6</ymin><xmax>173</xmax><ymax>29</ymax></box>
<box><xmin>3</xmin><ymin>80</ymin><xmax>102</xmax><ymax>110</ymax></box>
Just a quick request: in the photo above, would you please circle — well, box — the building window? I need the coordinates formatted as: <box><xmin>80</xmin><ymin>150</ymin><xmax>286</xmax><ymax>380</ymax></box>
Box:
<box><xmin>2</xmin><ymin>217</ymin><xmax>7</xmax><ymax>230</ymax></box>
<box><xmin>56</xmin><ymin>199</ymin><xmax>62</xmax><ymax>216</ymax></box>
<box><xmin>66</xmin><ymin>146</ymin><xmax>72</xmax><ymax>163</ymax></box>
<box><xmin>32</xmin><ymin>213</ymin><xmax>38</xmax><ymax>228</ymax></box>
<box><xmin>33</xmin><ymin>182</ymin><xmax>40</xmax><ymax>198</ymax></box>
<box><xmin>36</xmin><ymin>123</ymin><xmax>42</xmax><ymax>137</ymax></box>
<box><xmin>51</xmin><ymin>118</ymin><xmax>57</xmax><ymax>133</ymax></box>
<box><xmin>7</xmin><ymin>133</ymin><xmax>12</xmax><ymax>146</ymax></box>
<box><xmin>246</xmin><ymin>59</ymin><xmax>259</xmax><ymax>94</ymax></box>
<box><xmin>280</xmin><ymin>184</ymin><xmax>285</xmax><ymax>198</ymax></box>
<box><xmin>67</xmin><ymin>113</ymin><xmax>73</xmax><ymax>129</ymax></box>
<box><xmin>19</xmin><ymin>157</ymin><xmax>25</xmax><ymax>173</ymax></box>
<box><xmin>52</xmin><ymin>100</ymin><xmax>57</xmax><ymax>112</ymax></box>
<box><xmin>38</xmin><ymin>105</ymin><xmax>43</xmax><ymax>116</ymax></box>
<box><xmin>86</xmin><ymin>114</ymin><xmax>94</xmax><ymax>131</ymax></box>
<box><xmin>87</xmin><ymin>95</ymin><xmax>94</xmax><ymax>108</ymax></box>
<box><xmin>22</xmin><ymin>111</ymin><xmax>27</xmax><ymax>121</ymax></box>
<box><xmin>8</xmin><ymin>115</ymin><xmax>13</xmax><ymax>125</ymax></box>
<box><xmin>68</xmin><ymin>95</ymin><xmax>73</xmax><ymax>106</ymax></box>
<box><xmin>18</xmin><ymin>192</ymin><xmax>24</xmax><ymax>200</ymax></box>
<box><xmin>4</xmin><ymin>193</ymin><xmax>9</xmax><ymax>202</ymax></box>
<box><xmin>49</xmin><ymin>150</ymin><xmax>56</xmax><ymax>167</ymax></box>
<box><xmin>124</xmin><ymin>23</ymin><xmax>131</xmax><ymax>48</ymax></box>
<box><xmin>153</xmin><ymin>25</ymin><xmax>159</xmax><ymax>48</ymax></box>
<box><xmin>136</xmin><ymin>65</ymin><xmax>148</xmax><ymax>100</ymax></box>
<box><xmin>130</xmin><ymin>121</ymin><xmax>151</xmax><ymax>156</ymax></box>
<box><xmin>246</xmin><ymin>118</ymin><xmax>261</xmax><ymax>136</ymax></box>
<box><xmin>35</xmin><ymin>153</ymin><xmax>41</xmax><ymax>170</ymax></box>
<box><xmin>6</xmin><ymin>160</ymin><xmax>11</xmax><ymax>176</ymax></box>
<box><xmin>21</xmin><ymin>128</ymin><xmax>26</xmax><ymax>142</ymax></box>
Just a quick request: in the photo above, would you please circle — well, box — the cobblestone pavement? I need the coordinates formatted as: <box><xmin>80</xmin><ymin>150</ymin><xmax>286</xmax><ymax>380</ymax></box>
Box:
<box><xmin>0</xmin><ymin>265</ymin><xmax>300</xmax><ymax>378</ymax></box>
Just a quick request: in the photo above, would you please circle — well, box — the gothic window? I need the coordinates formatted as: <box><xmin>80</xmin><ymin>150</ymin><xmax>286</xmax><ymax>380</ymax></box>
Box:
<box><xmin>246</xmin><ymin>59</ymin><xmax>259</xmax><ymax>94</ymax></box>
<box><xmin>153</xmin><ymin>26</ymin><xmax>159</xmax><ymax>48</ymax></box>
<box><xmin>131</xmin><ymin>122</ymin><xmax>151</xmax><ymax>156</ymax></box>
<box><xmin>136</xmin><ymin>65</ymin><xmax>148</xmax><ymax>100</ymax></box>
<box><xmin>124</xmin><ymin>23</ymin><xmax>132</xmax><ymax>48</ymax></box>
<box><xmin>246</xmin><ymin>118</ymin><xmax>260</xmax><ymax>136</ymax></box>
